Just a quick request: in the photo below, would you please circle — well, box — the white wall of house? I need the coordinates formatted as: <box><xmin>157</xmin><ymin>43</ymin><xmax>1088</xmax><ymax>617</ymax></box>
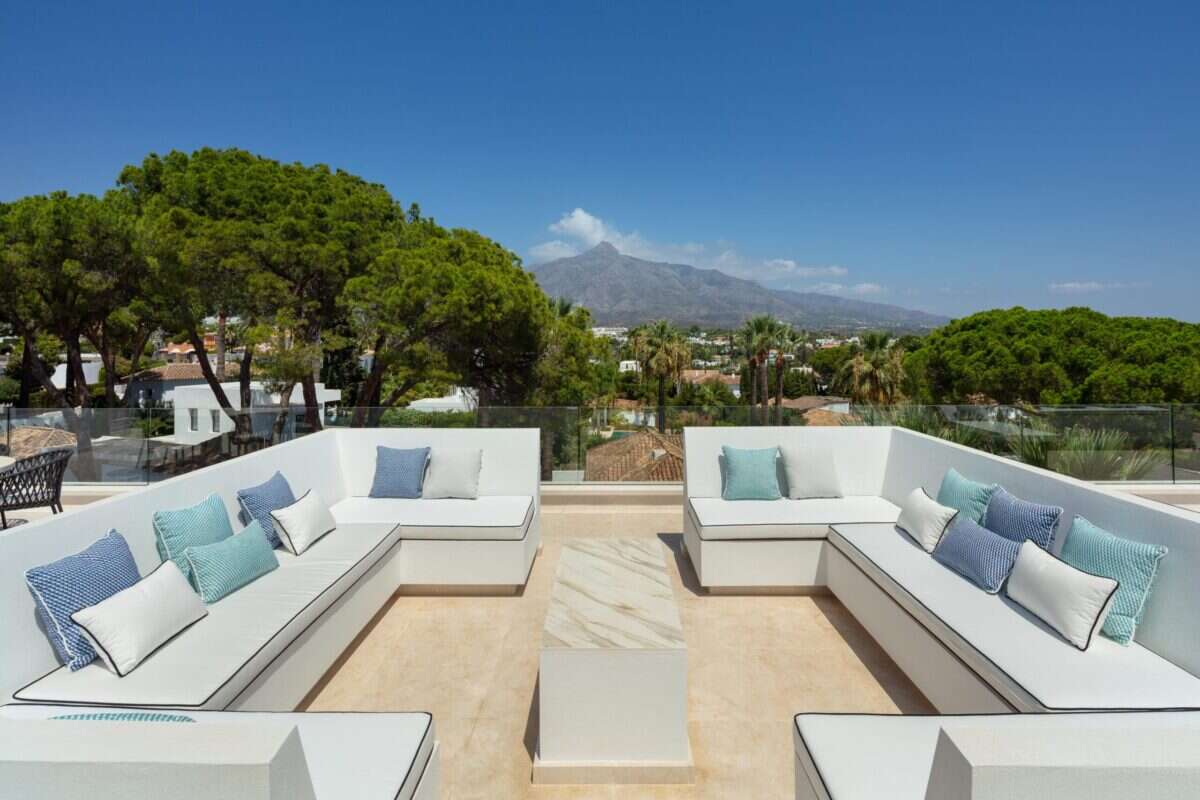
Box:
<box><xmin>167</xmin><ymin>382</ymin><xmax>341</xmax><ymax>444</ymax></box>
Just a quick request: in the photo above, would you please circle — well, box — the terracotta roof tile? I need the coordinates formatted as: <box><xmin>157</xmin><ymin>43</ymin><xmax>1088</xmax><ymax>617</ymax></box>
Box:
<box><xmin>585</xmin><ymin>429</ymin><xmax>684</xmax><ymax>482</ymax></box>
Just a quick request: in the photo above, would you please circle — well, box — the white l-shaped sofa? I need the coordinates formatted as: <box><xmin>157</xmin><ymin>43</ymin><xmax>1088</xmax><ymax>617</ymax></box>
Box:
<box><xmin>681</xmin><ymin>426</ymin><xmax>1200</xmax><ymax>797</ymax></box>
<box><xmin>0</xmin><ymin>427</ymin><xmax>542</xmax><ymax>800</ymax></box>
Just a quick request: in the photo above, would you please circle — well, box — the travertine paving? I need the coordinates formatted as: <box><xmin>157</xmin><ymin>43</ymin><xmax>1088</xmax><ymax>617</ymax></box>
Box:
<box><xmin>306</xmin><ymin>504</ymin><xmax>933</xmax><ymax>800</ymax></box>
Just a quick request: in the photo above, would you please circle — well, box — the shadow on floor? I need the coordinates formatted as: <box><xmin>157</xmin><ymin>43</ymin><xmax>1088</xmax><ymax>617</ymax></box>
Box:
<box><xmin>522</xmin><ymin>674</ymin><xmax>540</xmax><ymax>762</ymax></box>
<box><xmin>811</xmin><ymin>594</ymin><xmax>933</xmax><ymax>714</ymax></box>
<box><xmin>658</xmin><ymin>531</ymin><xmax>706</xmax><ymax>598</ymax></box>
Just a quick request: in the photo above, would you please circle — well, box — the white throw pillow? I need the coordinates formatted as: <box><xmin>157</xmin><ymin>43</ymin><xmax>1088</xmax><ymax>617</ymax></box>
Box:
<box><xmin>896</xmin><ymin>488</ymin><xmax>959</xmax><ymax>553</ymax></box>
<box><xmin>271</xmin><ymin>489</ymin><xmax>337</xmax><ymax>555</ymax></box>
<box><xmin>1006</xmin><ymin>540</ymin><xmax>1119</xmax><ymax>651</ymax></box>
<box><xmin>422</xmin><ymin>447</ymin><xmax>483</xmax><ymax>499</ymax></box>
<box><xmin>70</xmin><ymin>561</ymin><xmax>207</xmax><ymax>677</ymax></box>
<box><xmin>780</xmin><ymin>442</ymin><xmax>842</xmax><ymax>499</ymax></box>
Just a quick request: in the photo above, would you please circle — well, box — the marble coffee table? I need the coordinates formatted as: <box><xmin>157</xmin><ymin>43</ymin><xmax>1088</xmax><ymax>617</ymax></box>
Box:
<box><xmin>533</xmin><ymin>537</ymin><xmax>692</xmax><ymax>784</ymax></box>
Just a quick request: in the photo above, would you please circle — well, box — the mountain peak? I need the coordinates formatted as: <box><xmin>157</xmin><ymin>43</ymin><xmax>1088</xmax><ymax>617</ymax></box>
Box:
<box><xmin>529</xmin><ymin>246</ymin><xmax>949</xmax><ymax>331</ymax></box>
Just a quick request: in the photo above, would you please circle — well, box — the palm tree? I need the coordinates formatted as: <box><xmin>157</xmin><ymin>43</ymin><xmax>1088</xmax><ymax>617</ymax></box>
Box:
<box><xmin>740</xmin><ymin>315</ymin><xmax>785</xmax><ymax>424</ymax></box>
<box><xmin>834</xmin><ymin>333</ymin><xmax>906</xmax><ymax>405</ymax></box>
<box><xmin>736</xmin><ymin>323</ymin><xmax>759</xmax><ymax>422</ymax></box>
<box><xmin>629</xmin><ymin>320</ymin><xmax>691</xmax><ymax>433</ymax></box>
<box><xmin>775</xmin><ymin>327</ymin><xmax>803</xmax><ymax>424</ymax></box>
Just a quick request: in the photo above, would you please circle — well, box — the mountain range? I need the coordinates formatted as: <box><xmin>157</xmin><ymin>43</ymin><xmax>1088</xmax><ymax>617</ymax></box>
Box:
<box><xmin>529</xmin><ymin>242</ymin><xmax>949</xmax><ymax>331</ymax></box>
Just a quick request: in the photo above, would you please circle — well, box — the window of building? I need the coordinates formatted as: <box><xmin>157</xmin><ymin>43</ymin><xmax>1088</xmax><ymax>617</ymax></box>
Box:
<box><xmin>211</xmin><ymin>409</ymin><xmax>221</xmax><ymax>432</ymax></box>
<box><xmin>188</xmin><ymin>408</ymin><xmax>198</xmax><ymax>432</ymax></box>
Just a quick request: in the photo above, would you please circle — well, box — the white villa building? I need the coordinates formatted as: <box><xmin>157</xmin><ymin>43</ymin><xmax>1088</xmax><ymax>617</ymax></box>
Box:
<box><xmin>166</xmin><ymin>381</ymin><xmax>341</xmax><ymax>444</ymax></box>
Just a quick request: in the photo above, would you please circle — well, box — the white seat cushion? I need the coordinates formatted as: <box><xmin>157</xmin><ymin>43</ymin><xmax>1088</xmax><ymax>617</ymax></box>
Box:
<box><xmin>331</xmin><ymin>496</ymin><xmax>534</xmax><ymax>541</ymax></box>
<box><xmin>829</xmin><ymin>523</ymin><xmax>1200</xmax><ymax>711</ymax></box>
<box><xmin>794</xmin><ymin>711</ymin><xmax>1200</xmax><ymax>800</ymax></box>
<box><xmin>688</xmin><ymin>496</ymin><xmax>900</xmax><ymax>540</ymax></box>
<box><xmin>13</xmin><ymin>523</ymin><xmax>401</xmax><ymax>710</ymax></box>
<box><xmin>0</xmin><ymin>704</ymin><xmax>435</xmax><ymax>800</ymax></box>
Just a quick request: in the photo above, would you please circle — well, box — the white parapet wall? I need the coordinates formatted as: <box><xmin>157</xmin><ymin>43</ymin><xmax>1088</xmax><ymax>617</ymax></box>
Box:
<box><xmin>0</xmin><ymin>718</ymin><xmax>318</xmax><ymax>800</ymax></box>
<box><xmin>924</xmin><ymin>723</ymin><xmax>1200</xmax><ymax>800</ymax></box>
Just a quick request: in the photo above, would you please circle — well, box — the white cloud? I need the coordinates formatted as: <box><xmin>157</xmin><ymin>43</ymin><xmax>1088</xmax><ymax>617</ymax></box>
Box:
<box><xmin>528</xmin><ymin>208</ymin><xmax>875</xmax><ymax>294</ymax></box>
<box><xmin>528</xmin><ymin>240</ymin><xmax>579</xmax><ymax>262</ymax></box>
<box><xmin>807</xmin><ymin>281</ymin><xmax>887</xmax><ymax>296</ymax></box>
<box><xmin>762</xmin><ymin>259</ymin><xmax>849</xmax><ymax>278</ymax></box>
<box><xmin>1049</xmin><ymin>280</ymin><xmax>1147</xmax><ymax>294</ymax></box>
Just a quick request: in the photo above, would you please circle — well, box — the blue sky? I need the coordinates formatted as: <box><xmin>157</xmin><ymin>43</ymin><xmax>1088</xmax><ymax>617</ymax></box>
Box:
<box><xmin>3</xmin><ymin>2</ymin><xmax>1199</xmax><ymax>320</ymax></box>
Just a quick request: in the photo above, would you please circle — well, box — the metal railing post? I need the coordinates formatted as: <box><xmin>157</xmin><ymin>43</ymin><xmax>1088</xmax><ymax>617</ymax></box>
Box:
<box><xmin>1169</xmin><ymin>404</ymin><xmax>1177</xmax><ymax>484</ymax></box>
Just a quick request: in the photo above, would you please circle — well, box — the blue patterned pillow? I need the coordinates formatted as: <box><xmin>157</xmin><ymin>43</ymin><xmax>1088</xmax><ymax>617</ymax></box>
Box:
<box><xmin>369</xmin><ymin>446</ymin><xmax>429</xmax><ymax>498</ymax></box>
<box><xmin>153</xmin><ymin>493</ymin><xmax>235</xmax><ymax>587</ymax></box>
<box><xmin>932</xmin><ymin>516</ymin><xmax>1020</xmax><ymax>594</ymax></box>
<box><xmin>184</xmin><ymin>520</ymin><xmax>279</xmax><ymax>603</ymax></box>
<box><xmin>982</xmin><ymin>487</ymin><xmax>1063</xmax><ymax>549</ymax></box>
<box><xmin>721</xmin><ymin>446</ymin><xmax>782</xmax><ymax>501</ymax></box>
<box><xmin>25</xmin><ymin>531</ymin><xmax>141</xmax><ymax>671</ymax></box>
<box><xmin>236</xmin><ymin>471</ymin><xmax>295</xmax><ymax>548</ymax></box>
<box><xmin>1061</xmin><ymin>516</ymin><xmax>1168</xmax><ymax>645</ymax></box>
<box><xmin>936</xmin><ymin>468</ymin><xmax>997</xmax><ymax>524</ymax></box>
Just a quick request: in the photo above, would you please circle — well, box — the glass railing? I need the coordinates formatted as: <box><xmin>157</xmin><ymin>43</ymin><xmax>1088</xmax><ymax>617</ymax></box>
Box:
<box><xmin>1</xmin><ymin>403</ymin><xmax>1196</xmax><ymax>486</ymax></box>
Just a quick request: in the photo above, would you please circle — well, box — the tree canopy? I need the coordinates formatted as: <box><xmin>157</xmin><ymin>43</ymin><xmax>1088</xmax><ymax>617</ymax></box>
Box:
<box><xmin>0</xmin><ymin>148</ymin><xmax>613</xmax><ymax>437</ymax></box>
<box><xmin>904</xmin><ymin>307</ymin><xmax>1200</xmax><ymax>404</ymax></box>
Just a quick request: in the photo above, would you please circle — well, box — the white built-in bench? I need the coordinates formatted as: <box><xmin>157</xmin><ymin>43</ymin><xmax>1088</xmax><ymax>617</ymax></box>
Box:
<box><xmin>682</xmin><ymin>426</ymin><xmax>1200</xmax><ymax>715</ymax></box>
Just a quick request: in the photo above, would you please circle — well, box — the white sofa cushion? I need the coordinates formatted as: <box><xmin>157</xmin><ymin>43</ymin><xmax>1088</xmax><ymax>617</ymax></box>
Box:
<box><xmin>794</xmin><ymin>711</ymin><xmax>1200</xmax><ymax>800</ymax></box>
<box><xmin>829</xmin><ymin>523</ymin><xmax>1200</xmax><ymax>711</ymax></box>
<box><xmin>780</xmin><ymin>441</ymin><xmax>842</xmax><ymax>499</ymax></box>
<box><xmin>895</xmin><ymin>488</ymin><xmax>958</xmax><ymax>553</ymax></box>
<box><xmin>688</xmin><ymin>496</ymin><xmax>900</xmax><ymax>541</ymax></box>
<box><xmin>0</xmin><ymin>704</ymin><xmax>435</xmax><ymax>800</ymax></box>
<box><xmin>422</xmin><ymin>447</ymin><xmax>483</xmax><ymax>499</ymax></box>
<box><xmin>72</xmin><ymin>562</ymin><xmax>208</xmax><ymax>677</ymax></box>
<box><xmin>331</xmin><ymin>496</ymin><xmax>534</xmax><ymax>541</ymax></box>
<box><xmin>13</xmin><ymin>523</ymin><xmax>402</xmax><ymax>709</ymax></box>
<box><xmin>272</xmin><ymin>490</ymin><xmax>338</xmax><ymax>556</ymax></box>
<box><xmin>1006</xmin><ymin>540</ymin><xmax>1119</xmax><ymax>651</ymax></box>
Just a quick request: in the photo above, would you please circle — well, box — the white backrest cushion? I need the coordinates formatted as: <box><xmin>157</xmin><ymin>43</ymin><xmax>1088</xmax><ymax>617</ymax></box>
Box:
<box><xmin>1006</xmin><ymin>540</ymin><xmax>1119</xmax><ymax>651</ymax></box>
<box><xmin>0</xmin><ymin>430</ymin><xmax>343</xmax><ymax>701</ymax></box>
<box><xmin>896</xmin><ymin>487</ymin><xmax>959</xmax><ymax>553</ymax></box>
<box><xmin>335</xmin><ymin>428</ymin><xmax>539</xmax><ymax>498</ymax></box>
<box><xmin>885</xmin><ymin>427</ymin><xmax>1200</xmax><ymax>676</ymax></box>
<box><xmin>271</xmin><ymin>490</ymin><xmax>337</xmax><ymax>556</ymax></box>
<box><xmin>780</xmin><ymin>441</ymin><xmax>843</xmax><ymax>499</ymax></box>
<box><xmin>72</xmin><ymin>561</ymin><xmax>208</xmax><ymax>676</ymax></box>
<box><xmin>422</xmin><ymin>448</ymin><xmax>483</xmax><ymax>499</ymax></box>
<box><xmin>683</xmin><ymin>426</ymin><xmax>892</xmax><ymax>499</ymax></box>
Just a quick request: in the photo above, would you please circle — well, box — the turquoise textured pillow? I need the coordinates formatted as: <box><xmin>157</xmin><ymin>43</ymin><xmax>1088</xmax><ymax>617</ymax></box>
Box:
<box><xmin>153</xmin><ymin>493</ymin><xmax>235</xmax><ymax>587</ymax></box>
<box><xmin>51</xmin><ymin>712</ymin><xmax>195</xmax><ymax>723</ymax></box>
<box><xmin>936</xmin><ymin>468</ymin><xmax>997</xmax><ymax>524</ymax></box>
<box><xmin>721</xmin><ymin>446</ymin><xmax>782</xmax><ymax>501</ymax></box>
<box><xmin>1061</xmin><ymin>516</ymin><xmax>1167</xmax><ymax>645</ymax></box>
<box><xmin>183</xmin><ymin>520</ymin><xmax>279</xmax><ymax>604</ymax></box>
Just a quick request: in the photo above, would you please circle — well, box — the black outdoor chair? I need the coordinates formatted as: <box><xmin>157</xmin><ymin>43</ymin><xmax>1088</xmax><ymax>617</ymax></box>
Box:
<box><xmin>0</xmin><ymin>449</ymin><xmax>73</xmax><ymax>529</ymax></box>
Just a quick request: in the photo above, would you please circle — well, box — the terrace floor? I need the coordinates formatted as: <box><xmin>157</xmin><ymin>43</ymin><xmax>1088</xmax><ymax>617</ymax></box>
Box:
<box><xmin>304</xmin><ymin>503</ymin><xmax>933</xmax><ymax>799</ymax></box>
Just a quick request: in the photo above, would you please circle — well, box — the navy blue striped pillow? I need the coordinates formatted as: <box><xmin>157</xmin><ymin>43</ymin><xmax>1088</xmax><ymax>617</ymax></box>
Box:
<box><xmin>25</xmin><ymin>531</ymin><xmax>141</xmax><ymax>670</ymax></box>
<box><xmin>983</xmin><ymin>487</ymin><xmax>1063</xmax><ymax>550</ymax></box>
<box><xmin>236</xmin><ymin>471</ymin><xmax>295</xmax><ymax>548</ymax></box>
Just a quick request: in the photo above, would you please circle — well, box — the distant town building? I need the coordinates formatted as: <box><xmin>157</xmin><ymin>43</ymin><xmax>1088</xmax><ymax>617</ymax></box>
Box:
<box><xmin>591</xmin><ymin>326</ymin><xmax>629</xmax><ymax>341</ymax></box>
<box><xmin>123</xmin><ymin>363</ymin><xmax>243</xmax><ymax>407</ymax></box>
<box><xmin>50</xmin><ymin>353</ymin><xmax>103</xmax><ymax>391</ymax></box>
<box><xmin>618</xmin><ymin>360</ymin><xmax>641</xmax><ymax>374</ymax></box>
<box><xmin>408</xmin><ymin>387</ymin><xmax>478</xmax><ymax>413</ymax></box>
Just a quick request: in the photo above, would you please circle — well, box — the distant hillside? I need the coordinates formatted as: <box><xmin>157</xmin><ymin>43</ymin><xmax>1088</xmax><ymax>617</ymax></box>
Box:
<box><xmin>529</xmin><ymin>242</ymin><xmax>948</xmax><ymax>331</ymax></box>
